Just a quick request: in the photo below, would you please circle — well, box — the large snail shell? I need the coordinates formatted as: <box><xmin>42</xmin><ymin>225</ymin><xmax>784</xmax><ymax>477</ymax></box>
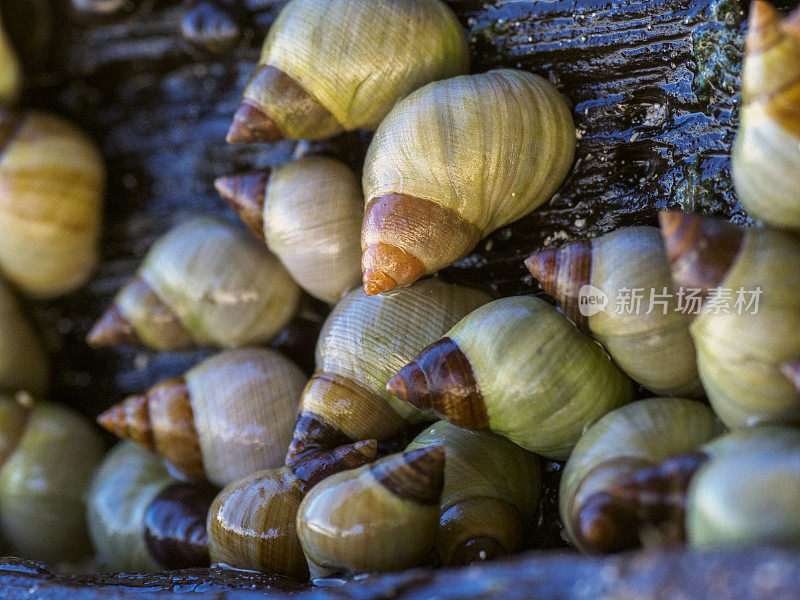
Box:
<box><xmin>0</xmin><ymin>110</ymin><xmax>105</xmax><ymax>298</ymax></box>
<box><xmin>560</xmin><ymin>398</ymin><xmax>722</xmax><ymax>553</ymax></box>
<box><xmin>87</xmin><ymin>217</ymin><xmax>301</xmax><ymax>350</ymax></box>
<box><xmin>98</xmin><ymin>348</ymin><xmax>306</xmax><ymax>487</ymax></box>
<box><xmin>660</xmin><ymin>211</ymin><xmax>800</xmax><ymax>428</ymax></box>
<box><xmin>296</xmin><ymin>445</ymin><xmax>444</xmax><ymax>578</ymax></box>
<box><xmin>361</xmin><ymin>69</ymin><xmax>576</xmax><ymax>295</ymax></box>
<box><xmin>526</xmin><ymin>226</ymin><xmax>702</xmax><ymax>397</ymax></box>
<box><xmin>87</xmin><ymin>442</ymin><xmax>216</xmax><ymax>572</ymax></box>
<box><xmin>0</xmin><ymin>14</ymin><xmax>21</xmax><ymax>104</ymax></box>
<box><xmin>216</xmin><ymin>156</ymin><xmax>363</xmax><ymax>304</ymax></box>
<box><xmin>0</xmin><ymin>278</ymin><xmax>49</xmax><ymax>396</ymax></box>
<box><xmin>0</xmin><ymin>397</ymin><xmax>104</xmax><ymax>563</ymax></box>
<box><xmin>286</xmin><ymin>279</ymin><xmax>490</xmax><ymax>464</ymax></box>
<box><xmin>227</xmin><ymin>0</ymin><xmax>468</xmax><ymax>143</ymax></box>
<box><xmin>407</xmin><ymin>421</ymin><xmax>540</xmax><ymax>566</ymax></box>
<box><xmin>207</xmin><ymin>440</ymin><xmax>377</xmax><ymax>578</ymax></box>
<box><xmin>732</xmin><ymin>1</ymin><xmax>800</xmax><ymax>230</ymax></box>
<box><xmin>388</xmin><ymin>296</ymin><xmax>634</xmax><ymax>460</ymax></box>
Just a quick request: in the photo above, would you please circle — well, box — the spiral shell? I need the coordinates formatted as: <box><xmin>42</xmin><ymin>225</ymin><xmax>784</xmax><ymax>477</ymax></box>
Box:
<box><xmin>297</xmin><ymin>445</ymin><xmax>444</xmax><ymax>578</ymax></box>
<box><xmin>732</xmin><ymin>1</ymin><xmax>800</xmax><ymax>230</ymax></box>
<box><xmin>388</xmin><ymin>296</ymin><xmax>634</xmax><ymax>460</ymax></box>
<box><xmin>0</xmin><ymin>14</ymin><xmax>21</xmax><ymax>104</ymax></box>
<box><xmin>361</xmin><ymin>69</ymin><xmax>576</xmax><ymax>295</ymax></box>
<box><xmin>526</xmin><ymin>226</ymin><xmax>702</xmax><ymax>397</ymax></box>
<box><xmin>660</xmin><ymin>211</ymin><xmax>800</xmax><ymax>428</ymax></box>
<box><xmin>87</xmin><ymin>442</ymin><xmax>216</xmax><ymax>572</ymax></box>
<box><xmin>0</xmin><ymin>110</ymin><xmax>105</xmax><ymax>298</ymax></box>
<box><xmin>216</xmin><ymin>157</ymin><xmax>363</xmax><ymax>304</ymax></box>
<box><xmin>87</xmin><ymin>217</ymin><xmax>300</xmax><ymax>350</ymax></box>
<box><xmin>0</xmin><ymin>396</ymin><xmax>104</xmax><ymax>563</ymax></box>
<box><xmin>0</xmin><ymin>277</ymin><xmax>49</xmax><ymax>396</ymax></box>
<box><xmin>227</xmin><ymin>0</ymin><xmax>468</xmax><ymax>143</ymax></box>
<box><xmin>286</xmin><ymin>279</ymin><xmax>490</xmax><ymax>464</ymax></box>
<box><xmin>560</xmin><ymin>398</ymin><xmax>722</xmax><ymax>553</ymax></box>
<box><xmin>99</xmin><ymin>348</ymin><xmax>306</xmax><ymax>486</ymax></box>
<box><xmin>407</xmin><ymin>421</ymin><xmax>540</xmax><ymax>566</ymax></box>
<box><xmin>207</xmin><ymin>440</ymin><xmax>377</xmax><ymax>578</ymax></box>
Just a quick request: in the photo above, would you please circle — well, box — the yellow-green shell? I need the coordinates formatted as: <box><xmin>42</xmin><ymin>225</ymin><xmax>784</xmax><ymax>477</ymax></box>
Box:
<box><xmin>0</xmin><ymin>15</ymin><xmax>21</xmax><ymax>104</ymax></box>
<box><xmin>0</xmin><ymin>278</ymin><xmax>49</xmax><ymax>396</ymax></box>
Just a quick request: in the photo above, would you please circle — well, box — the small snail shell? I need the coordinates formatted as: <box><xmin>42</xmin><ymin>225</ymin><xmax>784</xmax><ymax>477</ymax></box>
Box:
<box><xmin>98</xmin><ymin>348</ymin><xmax>306</xmax><ymax>486</ymax></box>
<box><xmin>286</xmin><ymin>279</ymin><xmax>490</xmax><ymax>464</ymax></box>
<box><xmin>687</xmin><ymin>427</ymin><xmax>800</xmax><ymax>548</ymax></box>
<box><xmin>0</xmin><ymin>110</ymin><xmax>105</xmax><ymax>298</ymax></box>
<box><xmin>215</xmin><ymin>156</ymin><xmax>363</xmax><ymax>304</ymax></box>
<box><xmin>660</xmin><ymin>211</ymin><xmax>800</xmax><ymax>428</ymax></box>
<box><xmin>0</xmin><ymin>396</ymin><xmax>104</xmax><ymax>563</ymax></box>
<box><xmin>406</xmin><ymin>421</ymin><xmax>540</xmax><ymax>566</ymax></box>
<box><xmin>208</xmin><ymin>440</ymin><xmax>377</xmax><ymax>578</ymax></box>
<box><xmin>88</xmin><ymin>442</ymin><xmax>216</xmax><ymax>572</ymax></box>
<box><xmin>181</xmin><ymin>0</ymin><xmax>244</xmax><ymax>55</ymax></box>
<box><xmin>560</xmin><ymin>398</ymin><xmax>722</xmax><ymax>553</ymax></box>
<box><xmin>388</xmin><ymin>296</ymin><xmax>634</xmax><ymax>460</ymax></box>
<box><xmin>87</xmin><ymin>217</ymin><xmax>300</xmax><ymax>350</ymax></box>
<box><xmin>732</xmin><ymin>1</ymin><xmax>800</xmax><ymax>230</ymax></box>
<box><xmin>227</xmin><ymin>0</ymin><xmax>468</xmax><ymax>143</ymax></box>
<box><xmin>0</xmin><ymin>14</ymin><xmax>21</xmax><ymax>104</ymax></box>
<box><xmin>361</xmin><ymin>69</ymin><xmax>576</xmax><ymax>295</ymax></box>
<box><xmin>526</xmin><ymin>226</ymin><xmax>703</xmax><ymax>397</ymax></box>
<box><xmin>297</xmin><ymin>445</ymin><xmax>444</xmax><ymax>578</ymax></box>
<box><xmin>0</xmin><ymin>278</ymin><xmax>49</xmax><ymax>396</ymax></box>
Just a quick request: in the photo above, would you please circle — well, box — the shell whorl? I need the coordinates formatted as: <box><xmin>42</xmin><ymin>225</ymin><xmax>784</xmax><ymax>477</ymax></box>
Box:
<box><xmin>214</xmin><ymin>170</ymin><xmax>269</xmax><ymax>242</ymax></box>
<box><xmin>370</xmin><ymin>445</ymin><xmax>445</xmax><ymax>505</ymax></box>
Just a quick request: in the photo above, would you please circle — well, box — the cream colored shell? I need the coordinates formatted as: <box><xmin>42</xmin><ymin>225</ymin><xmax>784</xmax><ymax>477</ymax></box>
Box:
<box><xmin>0</xmin><ymin>15</ymin><xmax>21</xmax><ymax>104</ymax></box>
<box><xmin>186</xmin><ymin>348</ymin><xmax>306</xmax><ymax>486</ymax></box>
<box><xmin>137</xmin><ymin>217</ymin><xmax>300</xmax><ymax>348</ymax></box>
<box><xmin>0</xmin><ymin>278</ymin><xmax>49</xmax><ymax>396</ymax></box>
<box><xmin>363</xmin><ymin>69</ymin><xmax>575</xmax><ymax>271</ymax></box>
<box><xmin>264</xmin><ymin>157</ymin><xmax>363</xmax><ymax>303</ymax></box>
<box><xmin>258</xmin><ymin>0</ymin><xmax>469</xmax><ymax>133</ymax></box>
<box><xmin>0</xmin><ymin>111</ymin><xmax>105</xmax><ymax>298</ymax></box>
<box><xmin>690</xmin><ymin>227</ymin><xmax>800</xmax><ymax>428</ymax></box>
<box><xmin>315</xmin><ymin>279</ymin><xmax>491</xmax><ymax>425</ymax></box>
<box><xmin>449</xmin><ymin>296</ymin><xmax>634</xmax><ymax>460</ymax></box>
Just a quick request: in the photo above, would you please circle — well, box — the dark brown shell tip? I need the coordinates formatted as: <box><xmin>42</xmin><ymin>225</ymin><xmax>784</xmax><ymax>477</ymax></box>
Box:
<box><xmin>214</xmin><ymin>171</ymin><xmax>269</xmax><ymax>242</ymax></box>
<box><xmin>226</xmin><ymin>102</ymin><xmax>283</xmax><ymax>144</ymax></box>
<box><xmin>86</xmin><ymin>305</ymin><xmax>141</xmax><ymax>348</ymax></box>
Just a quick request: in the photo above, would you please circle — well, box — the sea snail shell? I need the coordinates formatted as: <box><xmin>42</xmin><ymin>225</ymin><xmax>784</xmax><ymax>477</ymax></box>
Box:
<box><xmin>87</xmin><ymin>217</ymin><xmax>300</xmax><ymax>350</ymax></box>
<box><xmin>559</xmin><ymin>398</ymin><xmax>722</xmax><ymax>553</ymax></box>
<box><xmin>526</xmin><ymin>226</ymin><xmax>703</xmax><ymax>397</ymax></box>
<box><xmin>388</xmin><ymin>295</ymin><xmax>634</xmax><ymax>460</ymax></box>
<box><xmin>406</xmin><ymin>421</ymin><xmax>540</xmax><ymax>566</ymax></box>
<box><xmin>361</xmin><ymin>69</ymin><xmax>576</xmax><ymax>295</ymax></box>
<box><xmin>0</xmin><ymin>396</ymin><xmax>104</xmax><ymax>563</ymax></box>
<box><xmin>227</xmin><ymin>0</ymin><xmax>469</xmax><ymax>143</ymax></box>
<box><xmin>0</xmin><ymin>14</ymin><xmax>21</xmax><ymax>104</ymax></box>
<box><xmin>0</xmin><ymin>277</ymin><xmax>49</xmax><ymax>396</ymax></box>
<box><xmin>296</xmin><ymin>445</ymin><xmax>445</xmax><ymax>578</ymax></box>
<box><xmin>660</xmin><ymin>211</ymin><xmax>800</xmax><ymax>428</ymax></box>
<box><xmin>87</xmin><ymin>442</ymin><xmax>216</xmax><ymax>572</ymax></box>
<box><xmin>285</xmin><ymin>279</ymin><xmax>490</xmax><ymax>465</ymax></box>
<box><xmin>207</xmin><ymin>440</ymin><xmax>377</xmax><ymax>578</ymax></box>
<box><xmin>215</xmin><ymin>156</ymin><xmax>363</xmax><ymax>304</ymax></box>
<box><xmin>0</xmin><ymin>110</ymin><xmax>105</xmax><ymax>298</ymax></box>
<box><xmin>732</xmin><ymin>1</ymin><xmax>800</xmax><ymax>230</ymax></box>
<box><xmin>98</xmin><ymin>348</ymin><xmax>306</xmax><ymax>487</ymax></box>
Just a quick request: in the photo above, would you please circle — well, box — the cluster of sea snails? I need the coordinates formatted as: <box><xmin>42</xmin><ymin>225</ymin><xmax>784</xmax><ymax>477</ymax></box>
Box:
<box><xmin>0</xmin><ymin>0</ymin><xmax>799</xmax><ymax>580</ymax></box>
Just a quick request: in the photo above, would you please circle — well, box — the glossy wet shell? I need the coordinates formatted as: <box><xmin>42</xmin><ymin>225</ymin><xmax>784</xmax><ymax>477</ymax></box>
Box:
<box><xmin>0</xmin><ymin>278</ymin><xmax>49</xmax><ymax>396</ymax></box>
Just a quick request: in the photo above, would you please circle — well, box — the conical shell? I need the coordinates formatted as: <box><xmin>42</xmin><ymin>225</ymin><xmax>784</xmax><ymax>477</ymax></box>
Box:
<box><xmin>0</xmin><ymin>110</ymin><xmax>105</xmax><ymax>298</ymax></box>
<box><xmin>0</xmin><ymin>278</ymin><xmax>49</xmax><ymax>396</ymax></box>
<box><xmin>388</xmin><ymin>296</ymin><xmax>634</xmax><ymax>460</ymax></box>
<box><xmin>228</xmin><ymin>0</ymin><xmax>468</xmax><ymax>142</ymax></box>
<box><xmin>732</xmin><ymin>1</ymin><xmax>800</xmax><ymax>230</ymax></box>
<box><xmin>560</xmin><ymin>398</ymin><xmax>722</xmax><ymax>553</ymax></box>
<box><xmin>207</xmin><ymin>440</ymin><xmax>377</xmax><ymax>578</ymax></box>
<box><xmin>296</xmin><ymin>445</ymin><xmax>444</xmax><ymax>578</ymax></box>
<box><xmin>286</xmin><ymin>279</ymin><xmax>490</xmax><ymax>463</ymax></box>
<box><xmin>216</xmin><ymin>157</ymin><xmax>363</xmax><ymax>304</ymax></box>
<box><xmin>88</xmin><ymin>217</ymin><xmax>301</xmax><ymax>350</ymax></box>
<box><xmin>0</xmin><ymin>14</ymin><xmax>21</xmax><ymax>104</ymax></box>
<box><xmin>526</xmin><ymin>226</ymin><xmax>702</xmax><ymax>397</ymax></box>
<box><xmin>361</xmin><ymin>69</ymin><xmax>575</xmax><ymax>294</ymax></box>
<box><xmin>407</xmin><ymin>421</ymin><xmax>540</xmax><ymax>565</ymax></box>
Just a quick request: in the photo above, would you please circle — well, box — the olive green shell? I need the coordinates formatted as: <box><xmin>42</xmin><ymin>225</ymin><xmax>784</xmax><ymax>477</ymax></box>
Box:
<box><xmin>0</xmin><ymin>278</ymin><xmax>49</xmax><ymax>396</ymax></box>
<box><xmin>559</xmin><ymin>398</ymin><xmax>723</xmax><ymax>551</ymax></box>
<box><xmin>0</xmin><ymin>397</ymin><xmax>104</xmax><ymax>563</ymax></box>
